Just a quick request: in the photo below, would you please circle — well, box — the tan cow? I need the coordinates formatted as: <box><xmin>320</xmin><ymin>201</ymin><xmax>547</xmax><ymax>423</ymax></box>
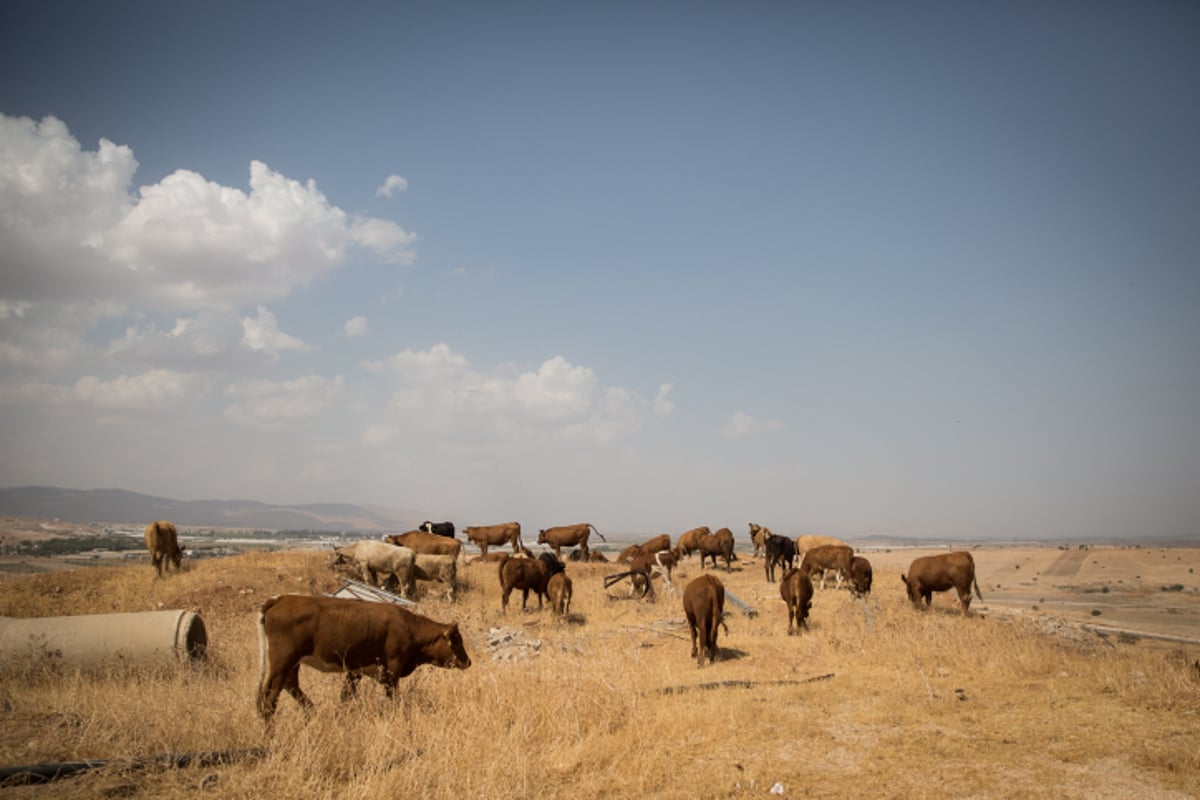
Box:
<box><xmin>412</xmin><ymin>553</ymin><xmax>458</xmax><ymax>601</ymax></box>
<box><xmin>463</xmin><ymin>522</ymin><xmax>523</xmax><ymax>558</ymax></box>
<box><xmin>537</xmin><ymin>523</ymin><xmax>606</xmax><ymax>560</ymax></box>
<box><xmin>676</xmin><ymin>526</ymin><xmax>712</xmax><ymax>559</ymax></box>
<box><xmin>901</xmin><ymin>551</ymin><xmax>983</xmax><ymax>617</ymax></box>
<box><xmin>547</xmin><ymin>572</ymin><xmax>573</xmax><ymax>616</ymax></box>
<box><xmin>798</xmin><ymin>544</ymin><xmax>854</xmax><ymax>589</ymax></box>
<box><xmin>386</xmin><ymin>530</ymin><xmax>463</xmax><ymax>558</ymax></box>
<box><xmin>144</xmin><ymin>520</ymin><xmax>183</xmax><ymax>577</ymax></box>
<box><xmin>682</xmin><ymin>574</ymin><xmax>728</xmax><ymax>666</ymax></box>
<box><xmin>748</xmin><ymin>523</ymin><xmax>772</xmax><ymax>558</ymax></box>
<box><xmin>256</xmin><ymin>594</ymin><xmax>470</xmax><ymax>722</ymax></box>
<box><xmin>794</xmin><ymin>534</ymin><xmax>850</xmax><ymax>558</ymax></box>
<box><xmin>331</xmin><ymin>540</ymin><xmax>416</xmax><ymax>597</ymax></box>
<box><xmin>779</xmin><ymin>567</ymin><xmax>813</xmax><ymax>635</ymax></box>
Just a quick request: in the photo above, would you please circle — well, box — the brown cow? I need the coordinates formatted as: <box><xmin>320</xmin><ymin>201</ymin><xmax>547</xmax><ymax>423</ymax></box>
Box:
<box><xmin>848</xmin><ymin>555</ymin><xmax>873</xmax><ymax>597</ymax></box>
<box><xmin>617</xmin><ymin>533</ymin><xmax>672</xmax><ymax>563</ymax></box>
<box><xmin>794</xmin><ymin>534</ymin><xmax>850</xmax><ymax>559</ymax></box>
<box><xmin>464</xmin><ymin>521</ymin><xmax>522</xmax><ymax>558</ymax></box>
<box><xmin>547</xmin><ymin>572</ymin><xmax>573</xmax><ymax>616</ymax></box>
<box><xmin>588</xmin><ymin>551</ymin><xmax>610</xmax><ymax>563</ymax></box>
<box><xmin>144</xmin><ymin>520</ymin><xmax>183</xmax><ymax>577</ymax></box>
<box><xmin>255</xmin><ymin>594</ymin><xmax>471</xmax><ymax>722</ymax></box>
<box><xmin>412</xmin><ymin>553</ymin><xmax>458</xmax><ymax>601</ymax></box>
<box><xmin>537</xmin><ymin>523</ymin><xmax>606</xmax><ymax>560</ymax></box>
<box><xmin>798</xmin><ymin>544</ymin><xmax>854</xmax><ymax>589</ymax></box>
<box><xmin>901</xmin><ymin>551</ymin><xmax>983</xmax><ymax>617</ymax></box>
<box><xmin>697</xmin><ymin>528</ymin><xmax>736</xmax><ymax>572</ymax></box>
<box><xmin>628</xmin><ymin>547</ymin><xmax>682</xmax><ymax>594</ymax></box>
<box><xmin>386</xmin><ymin>530</ymin><xmax>463</xmax><ymax>558</ymax></box>
<box><xmin>779</xmin><ymin>567</ymin><xmax>814</xmax><ymax>635</ymax></box>
<box><xmin>499</xmin><ymin>552</ymin><xmax>566</xmax><ymax>613</ymax></box>
<box><xmin>676</xmin><ymin>526</ymin><xmax>711</xmax><ymax>558</ymax></box>
<box><xmin>682</xmin><ymin>574</ymin><xmax>728</xmax><ymax>666</ymax></box>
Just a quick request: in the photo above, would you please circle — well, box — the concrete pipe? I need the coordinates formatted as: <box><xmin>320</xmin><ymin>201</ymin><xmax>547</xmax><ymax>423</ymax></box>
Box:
<box><xmin>0</xmin><ymin>610</ymin><xmax>207</xmax><ymax>669</ymax></box>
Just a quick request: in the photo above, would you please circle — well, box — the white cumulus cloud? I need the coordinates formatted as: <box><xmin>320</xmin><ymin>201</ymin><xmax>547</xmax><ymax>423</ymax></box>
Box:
<box><xmin>723</xmin><ymin>411</ymin><xmax>785</xmax><ymax>438</ymax></box>
<box><xmin>344</xmin><ymin>315</ymin><xmax>368</xmax><ymax>337</ymax></box>
<box><xmin>376</xmin><ymin>174</ymin><xmax>408</xmax><ymax>197</ymax></box>
<box><xmin>224</xmin><ymin>374</ymin><xmax>345</xmax><ymax>429</ymax></box>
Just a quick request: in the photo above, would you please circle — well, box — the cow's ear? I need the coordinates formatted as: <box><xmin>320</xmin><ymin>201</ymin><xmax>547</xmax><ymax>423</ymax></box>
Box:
<box><xmin>445</xmin><ymin>623</ymin><xmax>459</xmax><ymax>639</ymax></box>
<box><xmin>899</xmin><ymin>575</ymin><xmax>906</xmax><ymax>583</ymax></box>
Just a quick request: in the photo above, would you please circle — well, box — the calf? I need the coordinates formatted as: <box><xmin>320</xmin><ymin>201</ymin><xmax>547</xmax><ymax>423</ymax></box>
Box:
<box><xmin>901</xmin><ymin>551</ymin><xmax>983</xmax><ymax>617</ymax></box>
<box><xmin>256</xmin><ymin>594</ymin><xmax>470</xmax><ymax>722</ymax></box>
<box><xmin>547</xmin><ymin>572</ymin><xmax>573</xmax><ymax>616</ymax></box>
<box><xmin>144</xmin><ymin>520</ymin><xmax>183</xmax><ymax>578</ymax></box>
<box><xmin>682</xmin><ymin>574</ymin><xmax>728</xmax><ymax>666</ymax></box>
<box><xmin>848</xmin><ymin>556</ymin><xmax>873</xmax><ymax>597</ymax></box>
<box><xmin>412</xmin><ymin>553</ymin><xmax>458</xmax><ymax>601</ymax></box>
<box><xmin>779</xmin><ymin>567</ymin><xmax>813</xmax><ymax>635</ymax></box>
<box><xmin>763</xmin><ymin>534</ymin><xmax>796</xmax><ymax>583</ymax></box>
<box><xmin>331</xmin><ymin>540</ymin><xmax>416</xmax><ymax>597</ymax></box>
<box><xmin>499</xmin><ymin>552</ymin><xmax>566</xmax><ymax>612</ymax></box>
<box><xmin>798</xmin><ymin>544</ymin><xmax>854</xmax><ymax>589</ymax></box>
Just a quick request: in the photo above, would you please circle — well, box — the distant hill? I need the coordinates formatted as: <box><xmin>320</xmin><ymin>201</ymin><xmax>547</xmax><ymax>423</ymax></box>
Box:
<box><xmin>0</xmin><ymin>486</ymin><xmax>423</xmax><ymax>532</ymax></box>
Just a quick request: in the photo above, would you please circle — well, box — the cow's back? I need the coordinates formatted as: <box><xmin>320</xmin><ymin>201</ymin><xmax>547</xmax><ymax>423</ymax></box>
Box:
<box><xmin>795</xmin><ymin>534</ymin><xmax>848</xmax><ymax>557</ymax></box>
<box><xmin>388</xmin><ymin>530</ymin><xmax>462</xmax><ymax>557</ymax></box>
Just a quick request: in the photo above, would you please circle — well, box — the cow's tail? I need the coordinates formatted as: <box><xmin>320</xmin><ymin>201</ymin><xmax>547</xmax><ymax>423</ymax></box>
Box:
<box><xmin>973</xmin><ymin>574</ymin><xmax>984</xmax><ymax>601</ymax></box>
<box><xmin>256</xmin><ymin>602</ymin><xmax>270</xmax><ymax>703</ymax></box>
<box><xmin>589</xmin><ymin>524</ymin><xmax>607</xmax><ymax>542</ymax></box>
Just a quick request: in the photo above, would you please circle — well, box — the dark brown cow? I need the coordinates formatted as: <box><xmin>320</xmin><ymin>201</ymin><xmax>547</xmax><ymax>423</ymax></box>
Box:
<box><xmin>901</xmin><ymin>551</ymin><xmax>983</xmax><ymax>617</ymax></box>
<box><xmin>144</xmin><ymin>520</ymin><xmax>183</xmax><ymax>577</ymax></box>
<box><xmin>537</xmin><ymin>523</ymin><xmax>606</xmax><ymax>559</ymax></box>
<box><xmin>848</xmin><ymin>555</ymin><xmax>873</xmax><ymax>597</ymax></box>
<box><xmin>697</xmin><ymin>528</ymin><xmax>736</xmax><ymax>572</ymax></box>
<box><xmin>763</xmin><ymin>534</ymin><xmax>796</xmax><ymax>583</ymax></box>
<box><xmin>464</xmin><ymin>521</ymin><xmax>522</xmax><ymax>558</ymax></box>
<box><xmin>676</xmin><ymin>526</ymin><xmax>711</xmax><ymax>558</ymax></box>
<box><xmin>682</xmin><ymin>574</ymin><xmax>728</xmax><ymax>666</ymax></box>
<box><xmin>617</xmin><ymin>533</ymin><xmax>672</xmax><ymax>563</ymax></box>
<box><xmin>547</xmin><ymin>572</ymin><xmax>573</xmax><ymax>616</ymax></box>
<box><xmin>588</xmin><ymin>551</ymin><xmax>610</xmax><ymax>563</ymax></box>
<box><xmin>499</xmin><ymin>552</ymin><xmax>566</xmax><ymax>612</ymax></box>
<box><xmin>386</xmin><ymin>530</ymin><xmax>463</xmax><ymax>558</ymax></box>
<box><xmin>799</xmin><ymin>544</ymin><xmax>854</xmax><ymax>589</ymax></box>
<box><xmin>255</xmin><ymin>594</ymin><xmax>470</xmax><ymax>722</ymax></box>
<box><xmin>779</xmin><ymin>567</ymin><xmax>813</xmax><ymax>635</ymax></box>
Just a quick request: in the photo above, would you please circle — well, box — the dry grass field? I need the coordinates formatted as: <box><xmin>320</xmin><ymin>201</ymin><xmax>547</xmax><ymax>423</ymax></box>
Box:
<box><xmin>1</xmin><ymin>543</ymin><xmax>1199</xmax><ymax>799</ymax></box>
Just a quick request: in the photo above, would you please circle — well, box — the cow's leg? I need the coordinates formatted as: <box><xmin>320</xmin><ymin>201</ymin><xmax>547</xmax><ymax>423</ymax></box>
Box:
<box><xmin>958</xmin><ymin>587</ymin><xmax>972</xmax><ymax>617</ymax></box>
<box><xmin>341</xmin><ymin>672</ymin><xmax>362</xmax><ymax>701</ymax></box>
<box><xmin>687</xmin><ymin>614</ymin><xmax>699</xmax><ymax>659</ymax></box>
<box><xmin>274</xmin><ymin>662</ymin><xmax>312</xmax><ymax>713</ymax></box>
<box><xmin>521</xmin><ymin>587</ymin><xmax>530</xmax><ymax>610</ymax></box>
<box><xmin>480</xmin><ymin>543</ymin><xmax>488</xmax><ymax>559</ymax></box>
<box><xmin>501</xmin><ymin>587</ymin><xmax>511</xmax><ymax>613</ymax></box>
<box><xmin>151</xmin><ymin>552</ymin><xmax>163</xmax><ymax>578</ymax></box>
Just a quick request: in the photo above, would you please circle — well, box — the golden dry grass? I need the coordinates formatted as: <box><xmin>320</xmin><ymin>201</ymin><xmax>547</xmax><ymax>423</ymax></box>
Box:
<box><xmin>1</xmin><ymin>549</ymin><xmax>1198</xmax><ymax>799</ymax></box>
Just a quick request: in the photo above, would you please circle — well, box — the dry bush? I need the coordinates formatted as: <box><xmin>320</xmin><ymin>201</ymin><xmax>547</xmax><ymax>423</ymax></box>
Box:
<box><xmin>1</xmin><ymin>550</ymin><xmax>1198</xmax><ymax>799</ymax></box>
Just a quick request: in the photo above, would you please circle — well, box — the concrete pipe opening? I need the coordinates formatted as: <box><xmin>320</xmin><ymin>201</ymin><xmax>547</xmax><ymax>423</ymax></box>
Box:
<box><xmin>0</xmin><ymin>610</ymin><xmax>207</xmax><ymax>670</ymax></box>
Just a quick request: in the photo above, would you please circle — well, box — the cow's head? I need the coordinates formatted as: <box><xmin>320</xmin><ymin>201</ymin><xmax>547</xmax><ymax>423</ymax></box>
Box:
<box><xmin>536</xmin><ymin>529</ymin><xmax>548</xmax><ymax>544</ymax></box>
<box><xmin>900</xmin><ymin>574</ymin><xmax>919</xmax><ymax>603</ymax></box>
<box><xmin>432</xmin><ymin>623</ymin><xmax>472</xmax><ymax>670</ymax></box>
<box><xmin>420</xmin><ymin>521</ymin><xmax>432</xmax><ymax>533</ymax></box>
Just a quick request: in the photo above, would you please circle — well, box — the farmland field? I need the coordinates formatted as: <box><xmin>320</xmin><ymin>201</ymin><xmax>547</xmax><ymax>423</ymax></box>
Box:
<box><xmin>0</xmin><ymin>529</ymin><xmax>1198</xmax><ymax>798</ymax></box>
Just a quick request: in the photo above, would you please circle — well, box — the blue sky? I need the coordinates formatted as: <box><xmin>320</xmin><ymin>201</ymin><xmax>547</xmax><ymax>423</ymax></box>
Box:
<box><xmin>1</xmin><ymin>2</ymin><xmax>1197</xmax><ymax>539</ymax></box>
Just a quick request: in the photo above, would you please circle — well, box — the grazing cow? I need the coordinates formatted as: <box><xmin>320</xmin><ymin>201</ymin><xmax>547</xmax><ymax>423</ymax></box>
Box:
<box><xmin>331</xmin><ymin>540</ymin><xmax>416</xmax><ymax>597</ymax></box>
<box><xmin>848</xmin><ymin>556</ymin><xmax>873</xmax><ymax>597</ymax></box>
<box><xmin>798</xmin><ymin>544</ymin><xmax>855</xmax><ymax>590</ymax></box>
<box><xmin>618</xmin><ymin>534</ymin><xmax>671</xmax><ymax>563</ymax></box>
<box><xmin>499</xmin><ymin>552</ymin><xmax>566</xmax><ymax>613</ymax></box>
<box><xmin>537</xmin><ymin>523</ymin><xmax>606</xmax><ymax>560</ymax></box>
<box><xmin>420</xmin><ymin>520</ymin><xmax>456</xmax><ymax>538</ymax></box>
<box><xmin>588</xmin><ymin>551</ymin><xmax>610</xmax><ymax>563</ymax></box>
<box><xmin>697</xmin><ymin>528</ymin><xmax>736</xmax><ymax>572</ymax></box>
<box><xmin>748</xmin><ymin>523</ymin><xmax>772</xmax><ymax>558</ymax></box>
<box><xmin>794</xmin><ymin>534</ymin><xmax>850</xmax><ymax>559</ymax></box>
<box><xmin>676</xmin><ymin>526</ymin><xmax>712</xmax><ymax>559</ymax></box>
<box><xmin>901</xmin><ymin>551</ymin><xmax>983</xmax><ymax>617</ymax></box>
<box><xmin>779</xmin><ymin>567</ymin><xmax>814</xmax><ymax>635</ymax></box>
<box><xmin>412</xmin><ymin>553</ymin><xmax>458</xmax><ymax>601</ymax></box>
<box><xmin>256</xmin><ymin>594</ymin><xmax>470</xmax><ymax>722</ymax></box>
<box><xmin>144</xmin><ymin>520</ymin><xmax>183</xmax><ymax>578</ymax></box>
<box><xmin>547</xmin><ymin>572</ymin><xmax>573</xmax><ymax>616</ymax></box>
<box><xmin>628</xmin><ymin>547</ymin><xmax>681</xmax><ymax>594</ymax></box>
<box><xmin>682</xmin><ymin>574</ymin><xmax>728</xmax><ymax>666</ymax></box>
<box><xmin>386</xmin><ymin>530</ymin><xmax>463</xmax><ymax>558</ymax></box>
<box><xmin>464</xmin><ymin>522</ymin><xmax>523</xmax><ymax>559</ymax></box>
<box><xmin>763</xmin><ymin>534</ymin><xmax>796</xmax><ymax>583</ymax></box>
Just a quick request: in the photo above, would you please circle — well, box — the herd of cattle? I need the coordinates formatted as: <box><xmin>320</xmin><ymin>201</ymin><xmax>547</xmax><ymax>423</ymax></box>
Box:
<box><xmin>142</xmin><ymin>518</ymin><xmax>984</xmax><ymax>721</ymax></box>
